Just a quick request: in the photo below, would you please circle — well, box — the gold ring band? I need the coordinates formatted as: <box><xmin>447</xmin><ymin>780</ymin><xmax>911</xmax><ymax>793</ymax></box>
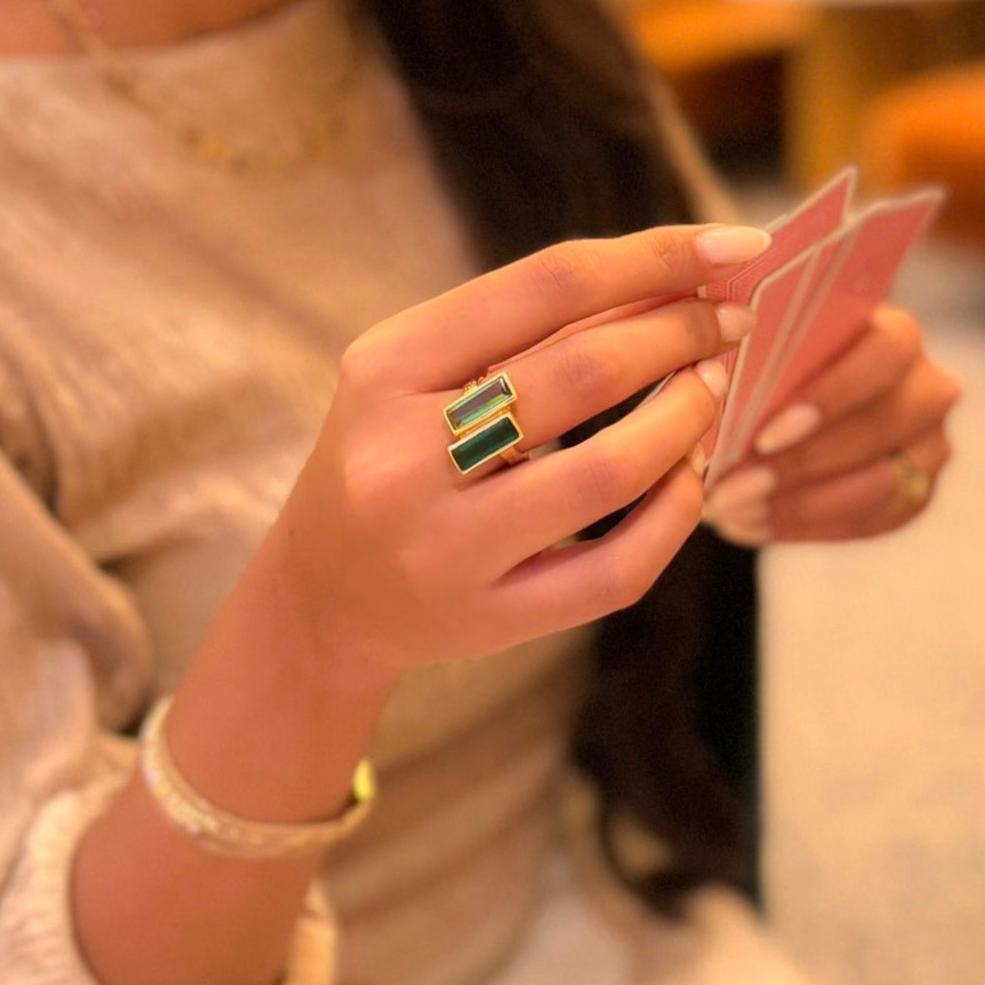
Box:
<box><xmin>498</xmin><ymin>445</ymin><xmax>530</xmax><ymax>467</ymax></box>
<box><xmin>443</xmin><ymin>371</ymin><xmax>528</xmax><ymax>475</ymax></box>
<box><xmin>892</xmin><ymin>450</ymin><xmax>931</xmax><ymax>508</ymax></box>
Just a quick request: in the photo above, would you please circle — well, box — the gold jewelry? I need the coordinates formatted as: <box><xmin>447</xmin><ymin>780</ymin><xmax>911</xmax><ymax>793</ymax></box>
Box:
<box><xmin>140</xmin><ymin>696</ymin><xmax>376</xmax><ymax>858</ymax></box>
<box><xmin>42</xmin><ymin>0</ymin><xmax>352</xmax><ymax>177</ymax></box>
<box><xmin>892</xmin><ymin>450</ymin><xmax>931</xmax><ymax>508</ymax></box>
<box><xmin>443</xmin><ymin>371</ymin><xmax>530</xmax><ymax>475</ymax></box>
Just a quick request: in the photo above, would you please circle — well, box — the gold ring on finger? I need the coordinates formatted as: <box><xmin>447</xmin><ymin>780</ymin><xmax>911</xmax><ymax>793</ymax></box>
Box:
<box><xmin>891</xmin><ymin>449</ymin><xmax>931</xmax><ymax>508</ymax></box>
<box><xmin>443</xmin><ymin>371</ymin><xmax>530</xmax><ymax>476</ymax></box>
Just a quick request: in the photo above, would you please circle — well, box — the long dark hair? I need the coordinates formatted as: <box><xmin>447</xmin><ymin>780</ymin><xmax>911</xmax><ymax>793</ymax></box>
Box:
<box><xmin>356</xmin><ymin>0</ymin><xmax>758</xmax><ymax>911</ymax></box>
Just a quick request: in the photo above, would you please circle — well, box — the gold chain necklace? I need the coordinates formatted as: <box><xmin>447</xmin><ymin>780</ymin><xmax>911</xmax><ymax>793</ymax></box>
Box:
<box><xmin>43</xmin><ymin>0</ymin><xmax>351</xmax><ymax>177</ymax></box>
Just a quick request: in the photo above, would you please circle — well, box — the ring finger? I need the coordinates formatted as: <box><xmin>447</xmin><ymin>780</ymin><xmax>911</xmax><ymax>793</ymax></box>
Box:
<box><xmin>465</xmin><ymin>368</ymin><xmax>719</xmax><ymax>572</ymax></box>
<box><xmin>715</xmin><ymin>428</ymin><xmax>950</xmax><ymax>545</ymax></box>
<box><xmin>771</xmin><ymin>428</ymin><xmax>950</xmax><ymax>539</ymax></box>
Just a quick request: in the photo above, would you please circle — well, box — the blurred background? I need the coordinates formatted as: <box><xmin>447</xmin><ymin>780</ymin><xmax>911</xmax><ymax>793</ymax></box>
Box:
<box><xmin>622</xmin><ymin>2</ymin><xmax>985</xmax><ymax>984</ymax></box>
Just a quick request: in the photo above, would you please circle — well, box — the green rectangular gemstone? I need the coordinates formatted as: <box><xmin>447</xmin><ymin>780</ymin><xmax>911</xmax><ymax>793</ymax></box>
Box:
<box><xmin>449</xmin><ymin>413</ymin><xmax>522</xmax><ymax>474</ymax></box>
<box><xmin>444</xmin><ymin>374</ymin><xmax>515</xmax><ymax>434</ymax></box>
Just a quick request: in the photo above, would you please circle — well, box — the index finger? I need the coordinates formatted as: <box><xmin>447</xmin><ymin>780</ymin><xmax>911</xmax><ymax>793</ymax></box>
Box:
<box><xmin>371</xmin><ymin>223</ymin><xmax>771</xmax><ymax>390</ymax></box>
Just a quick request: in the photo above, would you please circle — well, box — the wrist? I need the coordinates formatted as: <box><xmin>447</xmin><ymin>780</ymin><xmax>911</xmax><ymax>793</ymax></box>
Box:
<box><xmin>163</xmin><ymin>511</ymin><xmax>400</xmax><ymax>825</ymax></box>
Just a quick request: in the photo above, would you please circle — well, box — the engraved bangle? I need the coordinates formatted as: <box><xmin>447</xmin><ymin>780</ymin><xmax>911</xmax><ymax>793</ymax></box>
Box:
<box><xmin>139</xmin><ymin>695</ymin><xmax>377</xmax><ymax>859</ymax></box>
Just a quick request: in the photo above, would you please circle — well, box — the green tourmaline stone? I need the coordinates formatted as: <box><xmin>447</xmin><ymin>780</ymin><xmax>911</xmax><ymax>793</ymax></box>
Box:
<box><xmin>446</xmin><ymin>374</ymin><xmax>514</xmax><ymax>432</ymax></box>
<box><xmin>450</xmin><ymin>414</ymin><xmax>521</xmax><ymax>473</ymax></box>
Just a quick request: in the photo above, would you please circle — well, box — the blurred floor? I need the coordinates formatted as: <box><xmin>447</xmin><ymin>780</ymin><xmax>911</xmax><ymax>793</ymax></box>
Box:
<box><xmin>741</xmin><ymin>184</ymin><xmax>985</xmax><ymax>985</ymax></box>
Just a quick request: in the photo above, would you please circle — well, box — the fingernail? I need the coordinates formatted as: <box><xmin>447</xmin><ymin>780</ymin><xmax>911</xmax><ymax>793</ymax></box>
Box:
<box><xmin>716</xmin><ymin>520</ymin><xmax>773</xmax><ymax>547</ymax></box>
<box><xmin>689</xmin><ymin>444</ymin><xmax>707</xmax><ymax>476</ymax></box>
<box><xmin>706</xmin><ymin>466</ymin><xmax>777</xmax><ymax>511</ymax></box>
<box><xmin>712</xmin><ymin>496</ymin><xmax>771</xmax><ymax>526</ymax></box>
<box><xmin>716</xmin><ymin>303</ymin><xmax>757</xmax><ymax>343</ymax></box>
<box><xmin>755</xmin><ymin>403</ymin><xmax>822</xmax><ymax>455</ymax></box>
<box><xmin>695</xmin><ymin>358</ymin><xmax>729</xmax><ymax>400</ymax></box>
<box><xmin>696</xmin><ymin>226</ymin><xmax>772</xmax><ymax>266</ymax></box>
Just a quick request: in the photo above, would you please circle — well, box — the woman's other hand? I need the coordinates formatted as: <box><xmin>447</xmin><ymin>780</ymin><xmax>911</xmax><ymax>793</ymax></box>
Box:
<box><xmin>704</xmin><ymin>304</ymin><xmax>962</xmax><ymax>545</ymax></box>
<box><xmin>278</xmin><ymin>224</ymin><xmax>771</xmax><ymax>674</ymax></box>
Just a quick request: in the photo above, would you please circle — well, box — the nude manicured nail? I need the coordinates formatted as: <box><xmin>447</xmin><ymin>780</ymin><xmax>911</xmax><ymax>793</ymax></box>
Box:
<box><xmin>689</xmin><ymin>444</ymin><xmax>707</xmax><ymax>477</ymax></box>
<box><xmin>706</xmin><ymin>466</ymin><xmax>777</xmax><ymax>511</ymax></box>
<box><xmin>696</xmin><ymin>226</ymin><xmax>772</xmax><ymax>266</ymax></box>
<box><xmin>717</xmin><ymin>520</ymin><xmax>773</xmax><ymax>547</ymax></box>
<box><xmin>755</xmin><ymin>403</ymin><xmax>822</xmax><ymax>455</ymax></box>
<box><xmin>703</xmin><ymin>498</ymin><xmax>770</xmax><ymax>528</ymax></box>
<box><xmin>695</xmin><ymin>358</ymin><xmax>729</xmax><ymax>400</ymax></box>
<box><xmin>714</xmin><ymin>497</ymin><xmax>771</xmax><ymax>525</ymax></box>
<box><xmin>716</xmin><ymin>304</ymin><xmax>756</xmax><ymax>343</ymax></box>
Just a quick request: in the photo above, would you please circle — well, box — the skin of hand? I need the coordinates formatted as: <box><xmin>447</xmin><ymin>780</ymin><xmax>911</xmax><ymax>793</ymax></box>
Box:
<box><xmin>278</xmin><ymin>224</ymin><xmax>770</xmax><ymax>674</ymax></box>
<box><xmin>1</xmin><ymin>0</ymin><xmax>294</xmax><ymax>53</ymax></box>
<box><xmin>703</xmin><ymin>304</ymin><xmax>963</xmax><ymax>545</ymax></box>
<box><xmin>72</xmin><ymin>222</ymin><xmax>772</xmax><ymax>985</ymax></box>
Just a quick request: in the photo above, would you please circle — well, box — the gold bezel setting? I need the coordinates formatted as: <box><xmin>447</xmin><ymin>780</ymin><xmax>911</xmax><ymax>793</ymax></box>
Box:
<box><xmin>442</xmin><ymin>372</ymin><xmax>518</xmax><ymax>436</ymax></box>
<box><xmin>447</xmin><ymin>411</ymin><xmax>525</xmax><ymax>475</ymax></box>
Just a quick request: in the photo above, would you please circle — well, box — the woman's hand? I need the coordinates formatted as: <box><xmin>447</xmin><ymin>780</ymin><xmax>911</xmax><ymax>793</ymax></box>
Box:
<box><xmin>279</xmin><ymin>224</ymin><xmax>770</xmax><ymax>673</ymax></box>
<box><xmin>704</xmin><ymin>304</ymin><xmax>962</xmax><ymax>545</ymax></box>
<box><xmin>74</xmin><ymin>223</ymin><xmax>772</xmax><ymax>985</ymax></box>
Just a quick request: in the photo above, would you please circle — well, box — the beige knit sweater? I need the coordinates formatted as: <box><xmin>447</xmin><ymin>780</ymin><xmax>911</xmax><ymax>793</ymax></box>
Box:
<box><xmin>0</xmin><ymin>3</ymin><xmax>807</xmax><ymax>984</ymax></box>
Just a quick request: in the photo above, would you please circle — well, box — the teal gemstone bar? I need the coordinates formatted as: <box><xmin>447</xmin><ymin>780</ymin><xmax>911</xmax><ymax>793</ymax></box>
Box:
<box><xmin>444</xmin><ymin>373</ymin><xmax>515</xmax><ymax>434</ymax></box>
<box><xmin>449</xmin><ymin>413</ymin><xmax>522</xmax><ymax>474</ymax></box>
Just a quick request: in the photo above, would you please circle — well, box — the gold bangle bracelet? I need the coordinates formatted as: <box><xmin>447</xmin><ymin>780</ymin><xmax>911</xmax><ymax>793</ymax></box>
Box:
<box><xmin>139</xmin><ymin>695</ymin><xmax>377</xmax><ymax>859</ymax></box>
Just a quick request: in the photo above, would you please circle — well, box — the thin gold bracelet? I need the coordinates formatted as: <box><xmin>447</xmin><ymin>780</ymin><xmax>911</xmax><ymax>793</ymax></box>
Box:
<box><xmin>139</xmin><ymin>695</ymin><xmax>377</xmax><ymax>859</ymax></box>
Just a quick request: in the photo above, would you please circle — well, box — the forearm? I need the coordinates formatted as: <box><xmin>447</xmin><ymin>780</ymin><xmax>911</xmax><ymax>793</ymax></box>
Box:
<box><xmin>72</xmin><ymin>501</ymin><xmax>401</xmax><ymax>985</ymax></box>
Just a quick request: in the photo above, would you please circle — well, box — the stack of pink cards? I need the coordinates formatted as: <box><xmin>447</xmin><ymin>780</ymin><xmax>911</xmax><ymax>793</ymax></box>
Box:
<box><xmin>649</xmin><ymin>168</ymin><xmax>943</xmax><ymax>489</ymax></box>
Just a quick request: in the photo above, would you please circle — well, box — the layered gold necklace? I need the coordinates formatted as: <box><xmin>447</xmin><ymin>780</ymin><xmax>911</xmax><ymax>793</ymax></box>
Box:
<box><xmin>43</xmin><ymin>0</ymin><xmax>351</xmax><ymax>177</ymax></box>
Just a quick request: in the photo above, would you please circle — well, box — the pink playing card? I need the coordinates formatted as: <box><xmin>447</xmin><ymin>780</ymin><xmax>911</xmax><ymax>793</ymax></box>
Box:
<box><xmin>693</xmin><ymin>168</ymin><xmax>857</xmax><ymax>468</ymax></box>
<box><xmin>702</xmin><ymin>167</ymin><xmax>856</xmax><ymax>306</ymax></box>
<box><xmin>637</xmin><ymin>169</ymin><xmax>855</xmax><ymax>414</ymax></box>
<box><xmin>754</xmin><ymin>189</ymin><xmax>943</xmax><ymax>429</ymax></box>
<box><xmin>704</xmin><ymin>249</ymin><xmax>819</xmax><ymax>486</ymax></box>
<box><xmin>723</xmin><ymin>230</ymin><xmax>849</xmax><ymax>469</ymax></box>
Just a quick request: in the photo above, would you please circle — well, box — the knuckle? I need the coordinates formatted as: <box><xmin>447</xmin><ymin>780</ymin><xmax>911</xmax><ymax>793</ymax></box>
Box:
<box><xmin>879</xmin><ymin>305</ymin><xmax>922</xmax><ymax>344</ymax></box>
<box><xmin>881</xmin><ymin>310</ymin><xmax>923</xmax><ymax>370</ymax></box>
<box><xmin>934</xmin><ymin>432</ymin><xmax>954</xmax><ymax>470</ymax></box>
<box><xmin>683</xmin><ymin>374</ymin><xmax>719</xmax><ymax>432</ymax></box>
<box><xmin>527</xmin><ymin>240</ymin><xmax>598</xmax><ymax>299</ymax></box>
<box><xmin>939</xmin><ymin>371</ymin><xmax>964</xmax><ymax>411</ymax></box>
<box><xmin>338</xmin><ymin>337</ymin><xmax>384</xmax><ymax>392</ymax></box>
<box><xmin>554</xmin><ymin>340</ymin><xmax>622</xmax><ymax>399</ymax></box>
<box><xmin>599</xmin><ymin>555</ymin><xmax>651</xmax><ymax>611</ymax></box>
<box><xmin>575</xmin><ymin>446</ymin><xmax>639</xmax><ymax>510</ymax></box>
<box><xmin>676</xmin><ymin>301</ymin><xmax>722</xmax><ymax>355</ymax></box>
<box><xmin>392</xmin><ymin>539</ymin><xmax>442</xmax><ymax>591</ymax></box>
<box><xmin>671</xmin><ymin>469</ymin><xmax>706</xmax><ymax>528</ymax></box>
<box><xmin>339</xmin><ymin>455</ymin><xmax>391</xmax><ymax>522</ymax></box>
<box><xmin>645</xmin><ymin>229</ymin><xmax>693</xmax><ymax>282</ymax></box>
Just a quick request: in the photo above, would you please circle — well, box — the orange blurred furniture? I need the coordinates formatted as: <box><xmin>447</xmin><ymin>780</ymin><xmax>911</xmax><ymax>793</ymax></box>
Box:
<box><xmin>628</xmin><ymin>1</ymin><xmax>985</xmax><ymax>187</ymax></box>
<box><xmin>628</xmin><ymin>1</ymin><xmax>818</xmax><ymax>147</ymax></box>
<box><xmin>630</xmin><ymin>0</ymin><xmax>817</xmax><ymax>75</ymax></box>
<box><xmin>862</xmin><ymin>64</ymin><xmax>985</xmax><ymax>250</ymax></box>
<box><xmin>783</xmin><ymin>1</ymin><xmax>985</xmax><ymax>189</ymax></box>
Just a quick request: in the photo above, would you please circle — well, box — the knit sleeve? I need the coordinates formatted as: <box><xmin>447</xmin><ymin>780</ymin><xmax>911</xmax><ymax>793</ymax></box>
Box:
<box><xmin>0</xmin><ymin>360</ymin><xmax>338</xmax><ymax>985</ymax></box>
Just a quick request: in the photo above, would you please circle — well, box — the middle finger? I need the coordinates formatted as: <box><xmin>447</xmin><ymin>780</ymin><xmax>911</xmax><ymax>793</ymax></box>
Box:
<box><xmin>441</xmin><ymin>298</ymin><xmax>753</xmax><ymax>455</ymax></box>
